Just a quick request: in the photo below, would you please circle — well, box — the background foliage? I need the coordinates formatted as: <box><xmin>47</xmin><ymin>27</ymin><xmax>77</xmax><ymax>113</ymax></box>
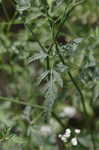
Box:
<box><xmin>0</xmin><ymin>0</ymin><xmax>99</xmax><ymax>149</ymax></box>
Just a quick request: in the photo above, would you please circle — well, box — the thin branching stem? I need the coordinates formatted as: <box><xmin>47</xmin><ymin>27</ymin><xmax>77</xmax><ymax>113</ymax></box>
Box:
<box><xmin>0</xmin><ymin>96</ymin><xmax>45</xmax><ymax>109</ymax></box>
<box><xmin>52</xmin><ymin>112</ymin><xmax>66</xmax><ymax>128</ymax></box>
<box><xmin>55</xmin><ymin>0</ymin><xmax>85</xmax><ymax>40</ymax></box>
<box><xmin>55</xmin><ymin>42</ymin><xmax>88</xmax><ymax>116</ymax></box>
<box><xmin>91</xmin><ymin>130</ymin><xmax>97</xmax><ymax>150</ymax></box>
<box><xmin>46</xmin><ymin>43</ymin><xmax>54</xmax><ymax>79</ymax></box>
<box><xmin>53</xmin><ymin>0</ymin><xmax>87</xmax><ymax>116</ymax></box>
<box><xmin>1</xmin><ymin>1</ymin><xmax>9</xmax><ymax>21</ymax></box>
<box><xmin>24</xmin><ymin>23</ymin><xmax>47</xmax><ymax>54</ymax></box>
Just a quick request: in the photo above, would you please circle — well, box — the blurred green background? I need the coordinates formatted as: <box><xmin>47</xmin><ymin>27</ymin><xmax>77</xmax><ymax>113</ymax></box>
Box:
<box><xmin>0</xmin><ymin>0</ymin><xmax>99</xmax><ymax>150</ymax></box>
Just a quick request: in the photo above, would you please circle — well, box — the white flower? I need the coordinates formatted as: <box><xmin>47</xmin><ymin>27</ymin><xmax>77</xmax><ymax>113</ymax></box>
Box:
<box><xmin>61</xmin><ymin>136</ymin><xmax>67</xmax><ymax>142</ymax></box>
<box><xmin>75</xmin><ymin>129</ymin><xmax>81</xmax><ymax>134</ymax></box>
<box><xmin>63</xmin><ymin>133</ymin><xmax>71</xmax><ymax>138</ymax></box>
<box><xmin>58</xmin><ymin>134</ymin><xmax>62</xmax><ymax>138</ymax></box>
<box><xmin>64</xmin><ymin>128</ymin><xmax>71</xmax><ymax>138</ymax></box>
<box><xmin>71</xmin><ymin>137</ymin><xmax>78</xmax><ymax>146</ymax></box>
<box><xmin>65</xmin><ymin>128</ymin><xmax>71</xmax><ymax>134</ymax></box>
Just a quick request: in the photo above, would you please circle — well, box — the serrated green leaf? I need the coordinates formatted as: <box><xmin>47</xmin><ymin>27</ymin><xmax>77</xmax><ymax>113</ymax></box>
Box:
<box><xmin>38</xmin><ymin>70</ymin><xmax>49</xmax><ymax>85</ymax></box>
<box><xmin>11</xmin><ymin>135</ymin><xmax>26</xmax><ymax>144</ymax></box>
<box><xmin>28</xmin><ymin>52</ymin><xmax>47</xmax><ymax>64</ymax></box>
<box><xmin>73</xmin><ymin>37</ymin><xmax>83</xmax><ymax>44</ymax></box>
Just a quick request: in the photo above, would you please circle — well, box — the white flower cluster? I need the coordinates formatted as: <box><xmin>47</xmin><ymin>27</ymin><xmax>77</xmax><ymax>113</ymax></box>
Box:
<box><xmin>58</xmin><ymin>128</ymin><xmax>80</xmax><ymax>146</ymax></box>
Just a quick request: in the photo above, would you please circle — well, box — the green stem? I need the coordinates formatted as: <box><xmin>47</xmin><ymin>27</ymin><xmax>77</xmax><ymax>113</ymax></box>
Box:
<box><xmin>52</xmin><ymin>112</ymin><xmax>66</xmax><ymax>128</ymax></box>
<box><xmin>24</xmin><ymin>23</ymin><xmax>47</xmax><ymax>54</ymax></box>
<box><xmin>91</xmin><ymin>130</ymin><xmax>97</xmax><ymax>150</ymax></box>
<box><xmin>7</xmin><ymin>11</ymin><xmax>18</xmax><ymax>32</ymax></box>
<box><xmin>1</xmin><ymin>1</ymin><xmax>9</xmax><ymax>21</ymax></box>
<box><xmin>0</xmin><ymin>96</ymin><xmax>45</xmax><ymax>109</ymax></box>
<box><xmin>46</xmin><ymin>43</ymin><xmax>54</xmax><ymax>79</ymax></box>
<box><xmin>55</xmin><ymin>0</ymin><xmax>85</xmax><ymax>40</ymax></box>
<box><xmin>67</xmin><ymin>71</ymin><xmax>87</xmax><ymax>116</ymax></box>
<box><xmin>55</xmin><ymin>43</ymin><xmax>87</xmax><ymax>116</ymax></box>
